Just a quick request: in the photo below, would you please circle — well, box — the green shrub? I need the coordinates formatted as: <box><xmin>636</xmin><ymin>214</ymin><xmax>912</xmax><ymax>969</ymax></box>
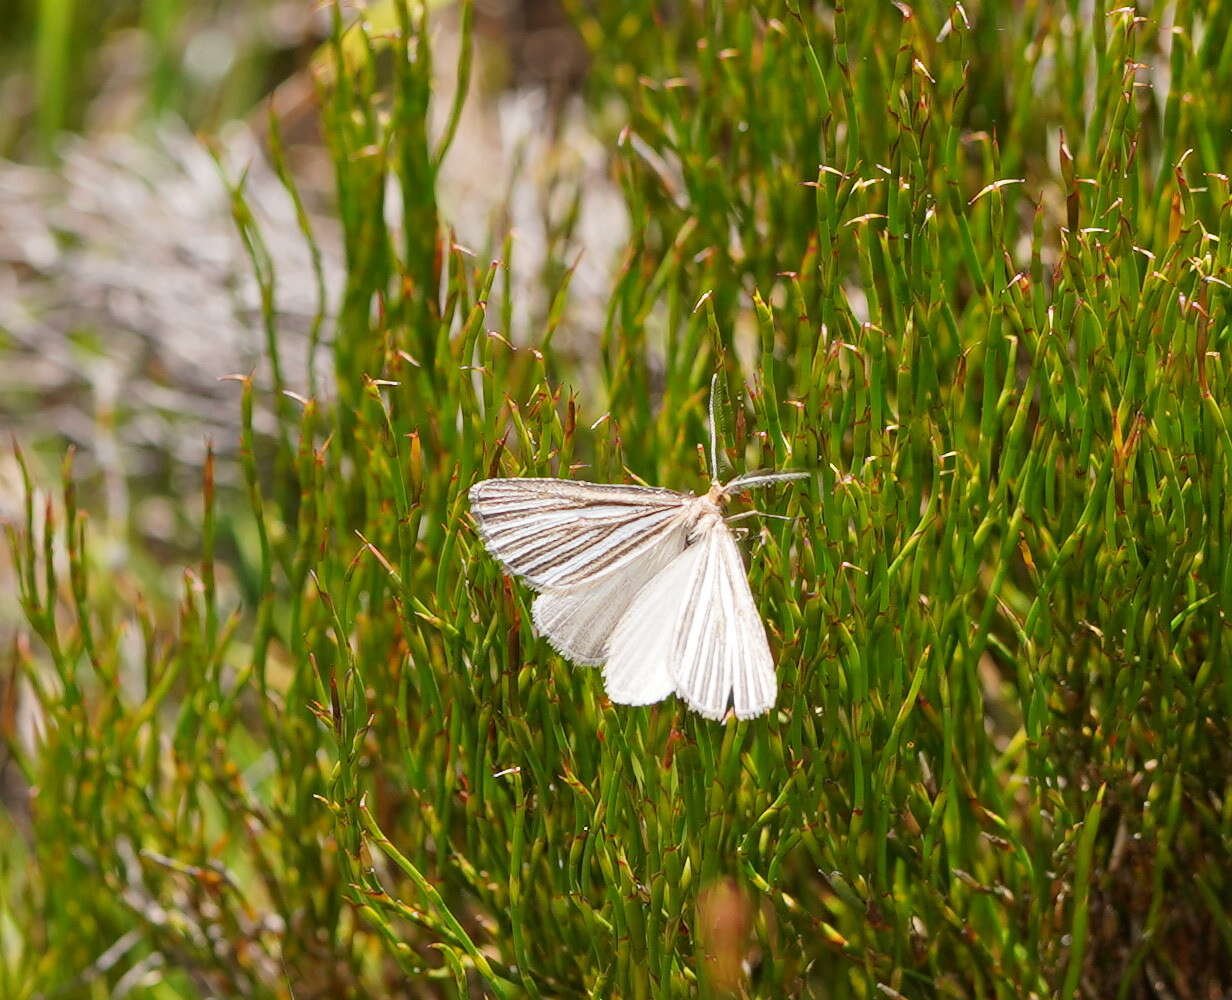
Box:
<box><xmin>3</xmin><ymin>2</ymin><xmax>1231</xmax><ymax>997</ymax></box>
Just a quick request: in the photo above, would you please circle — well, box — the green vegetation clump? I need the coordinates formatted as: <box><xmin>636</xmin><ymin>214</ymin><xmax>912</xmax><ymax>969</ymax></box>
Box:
<box><xmin>3</xmin><ymin>2</ymin><xmax>1232</xmax><ymax>997</ymax></box>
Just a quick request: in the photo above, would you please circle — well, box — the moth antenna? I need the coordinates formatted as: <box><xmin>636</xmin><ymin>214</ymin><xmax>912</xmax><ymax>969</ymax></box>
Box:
<box><xmin>723</xmin><ymin>470</ymin><xmax>810</xmax><ymax>491</ymax></box>
<box><xmin>708</xmin><ymin>373</ymin><xmax>720</xmax><ymax>484</ymax></box>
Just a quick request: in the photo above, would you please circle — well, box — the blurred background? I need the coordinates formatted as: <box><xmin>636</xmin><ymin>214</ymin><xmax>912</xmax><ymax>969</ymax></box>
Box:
<box><xmin>5</xmin><ymin>3</ymin><xmax>1232</xmax><ymax>996</ymax></box>
<box><xmin>0</xmin><ymin>0</ymin><xmax>612</xmax><ymax>555</ymax></box>
<box><xmin>0</xmin><ymin>0</ymin><xmax>617</xmax><ymax>847</ymax></box>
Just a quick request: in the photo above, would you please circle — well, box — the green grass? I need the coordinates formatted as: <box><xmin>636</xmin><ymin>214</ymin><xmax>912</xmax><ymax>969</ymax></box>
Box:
<box><xmin>3</xmin><ymin>1</ymin><xmax>1232</xmax><ymax>997</ymax></box>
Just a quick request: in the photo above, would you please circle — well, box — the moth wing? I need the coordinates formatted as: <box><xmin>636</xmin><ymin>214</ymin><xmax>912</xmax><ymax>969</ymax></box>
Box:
<box><xmin>602</xmin><ymin>541</ymin><xmax>707</xmax><ymax>706</ymax></box>
<box><xmin>531</xmin><ymin>528</ymin><xmax>688</xmax><ymax>665</ymax></box>
<box><xmin>671</xmin><ymin>522</ymin><xmax>777</xmax><ymax>720</ymax></box>
<box><xmin>469</xmin><ymin>478</ymin><xmax>692</xmax><ymax>591</ymax></box>
<box><xmin>604</xmin><ymin>520</ymin><xmax>777</xmax><ymax>720</ymax></box>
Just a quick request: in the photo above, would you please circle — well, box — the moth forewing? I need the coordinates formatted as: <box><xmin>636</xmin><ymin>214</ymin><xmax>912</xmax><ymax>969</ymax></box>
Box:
<box><xmin>677</xmin><ymin>519</ymin><xmax>776</xmax><ymax>720</ymax></box>
<box><xmin>603</xmin><ymin>499</ymin><xmax>777</xmax><ymax>720</ymax></box>
<box><xmin>468</xmin><ymin>478</ymin><xmax>694</xmax><ymax>591</ymax></box>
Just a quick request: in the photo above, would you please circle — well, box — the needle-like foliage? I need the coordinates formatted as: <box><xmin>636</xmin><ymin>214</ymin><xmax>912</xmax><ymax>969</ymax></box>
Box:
<box><xmin>3</xmin><ymin>2</ymin><xmax>1231</xmax><ymax>997</ymax></box>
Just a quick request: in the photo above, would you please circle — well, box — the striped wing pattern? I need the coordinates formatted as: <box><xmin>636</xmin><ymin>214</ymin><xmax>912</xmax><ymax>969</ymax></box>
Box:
<box><xmin>530</xmin><ymin>530</ymin><xmax>687</xmax><ymax>665</ymax></box>
<box><xmin>603</xmin><ymin>517</ymin><xmax>776</xmax><ymax>720</ymax></box>
<box><xmin>468</xmin><ymin>478</ymin><xmax>693</xmax><ymax>591</ymax></box>
<box><xmin>469</xmin><ymin>477</ymin><xmax>781</xmax><ymax>721</ymax></box>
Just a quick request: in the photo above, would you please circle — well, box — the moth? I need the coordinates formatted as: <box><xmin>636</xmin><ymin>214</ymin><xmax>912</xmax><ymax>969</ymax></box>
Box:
<box><xmin>468</xmin><ymin>402</ymin><xmax>806</xmax><ymax>721</ymax></box>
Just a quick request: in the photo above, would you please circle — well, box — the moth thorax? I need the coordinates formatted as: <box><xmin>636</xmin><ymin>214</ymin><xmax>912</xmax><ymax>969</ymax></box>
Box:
<box><xmin>706</xmin><ymin>481</ymin><xmax>730</xmax><ymax>505</ymax></box>
<box><xmin>685</xmin><ymin>495</ymin><xmax>724</xmax><ymax>544</ymax></box>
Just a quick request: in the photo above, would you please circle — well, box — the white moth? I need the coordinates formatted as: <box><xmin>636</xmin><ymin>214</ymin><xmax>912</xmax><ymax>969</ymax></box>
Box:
<box><xmin>469</xmin><ymin>399</ymin><xmax>807</xmax><ymax>722</ymax></box>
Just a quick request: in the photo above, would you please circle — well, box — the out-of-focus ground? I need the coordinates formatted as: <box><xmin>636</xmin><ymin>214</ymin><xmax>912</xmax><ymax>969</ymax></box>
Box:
<box><xmin>0</xmin><ymin>0</ymin><xmax>621</xmax><ymax>540</ymax></box>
